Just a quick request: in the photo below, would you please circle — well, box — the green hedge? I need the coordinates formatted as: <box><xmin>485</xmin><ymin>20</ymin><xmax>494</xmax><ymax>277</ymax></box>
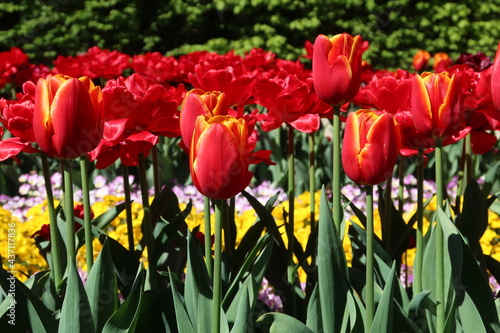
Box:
<box><xmin>1</xmin><ymin>0</ymin><xmax>500</xmax><ymax>69</ymax></box>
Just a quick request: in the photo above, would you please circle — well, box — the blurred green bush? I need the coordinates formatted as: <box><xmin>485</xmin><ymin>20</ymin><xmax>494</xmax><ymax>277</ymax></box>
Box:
<box><xmin>1</xmin><ymin>0</ymin><xmax>500</xmax><ymax>70</ymax></box>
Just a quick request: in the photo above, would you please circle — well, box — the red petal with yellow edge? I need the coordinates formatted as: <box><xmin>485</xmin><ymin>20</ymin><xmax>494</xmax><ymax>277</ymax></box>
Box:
<box><xmin>33</xmin><ymin>77</ymin><xmax>56</xmax><ymax>157</ymax></box>
<box><xmin>411</xmin><ymin>74</ymin><xmax>433</xmax><ymax>137</ymax></box>
<box><xmin>190</xmin><ymin>120</ymin><xmax>252</xmax><ymax>199</ymax></box>
<box><xmin>50</xmin><ymin>78</ymin><xmax>99</xmax><ymax>159</ymax></box>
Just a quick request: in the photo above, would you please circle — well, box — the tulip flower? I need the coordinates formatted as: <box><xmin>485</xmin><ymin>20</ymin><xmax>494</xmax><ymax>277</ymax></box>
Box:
<box><xmin>433</xmin><ymin>52</ymin><xmax>452</xmax><ymax>72</ymax></box>
<box><xmin>342</xmin><ymin>110</ymin><xmax>401</xmax><ymax>186</ymax></box>
<box><xmin>411</xmin><ymin>72</ymin><xmax>467</xmax><ymax>145</ymax></box>
<box><xmin>179</xmin><ymin>89</ymin><xmax>230</xmax><ymax>151</ymax></box>
<box><xmin>413</xmin><ymin>50</ymin><xmax>430</xmax><ymax>72</ymax></box>
<box><xmin>491</xmin><ymin>43</ymin><xmax>500</xmax><ymax>111</ymax></box>
<box><xmin>33</xmin><ymin>74</ymin><xmax>104</xmax><ymax>159</ymax></box>
<box><xmin>312</xmin><ymin>33</ymin><xmax>365</xmax><ymax>106</ymax></box>
<box><xmin>189</xmin><ymin>114</ymin><xmax>253</xmax><ymax>200</ymax></box>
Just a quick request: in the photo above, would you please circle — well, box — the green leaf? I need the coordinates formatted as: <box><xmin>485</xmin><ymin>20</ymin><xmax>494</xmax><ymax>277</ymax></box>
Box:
<box><xmin>305</xmin><ymin>284</ymin><xmax>322</xmax><ymax>332</ymax></box>
<box><xmin>94</xmin><ymin>202</ymin><xmax>127</xmax><ymax>230</ymax></box>
<box><xmin>257</xmin><ymin>312</ymin><xmax>314</xmax><ymax>332</ymax></box>
<box><xmin>370</xmin><ymin>263</ymin><xmax>396</xmax><ymax>333</ymax></box>
<box><xmin>101</xmin><ymin>266</ymin><xmax>145</xmax><ymax>333</ymax></box>
<box><xmin>99</xmin><ymin>235</ymin><xmax>140</xmax><ymax>298</ymax></box>
<box><xmin>59</xmin><ymin>261</ymin><xmax>95</xmax><ymax>333</ymax></box>
<box><xmin>438</xmin><ymin>207</ymin><xmax>500</xmax><ymax>331</ymax></box>
<box><xmin>85</xmin><ymin>239</ymin><xmax>118</xmax><ymax>332</ymax></box>
<box><xmin>169</xmin><ymin>270</ymin><xmax>196</xmax><ymax>333</ymax></box>
<box><xmin>456</xmin><ymin>179</ymin><xmax>488</xmax><ymax>254</ymax></box>
<box><xmin>229</xmin><ymin>285</ymin><xmax>251</xmax><ymax>333</ymax></box>
<box><xmin>317</xmin><ymin>187</ymin><xmax>349</xmax><ymax>333</ymax></box>
<box><xmin>184</xmin><ymin>231</ymin><xmax>213</xmax><ymax>333</ymax></box>
<box><xmin>0</xmin><ymin>268</ymin><xmax>57</xmax><ymax>333</ymax></box>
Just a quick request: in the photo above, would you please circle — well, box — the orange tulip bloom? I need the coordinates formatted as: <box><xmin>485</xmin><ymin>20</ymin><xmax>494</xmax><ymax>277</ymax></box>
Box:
<box><xmin>411</xmin><ymin>72</ymin><xmax>465</xmax><ymax>144</ymax></box>
<box><xmin>413</xmin><ymin>50</ymin><xmax>430</xmax><ymax>72</ymax></box>
<box><xmin>190</xmin><ymin>114</ymin><xmax>253</xmax><ymax>200</ymax></box>
<box><xmin>433</xmin><ymin>52</ymin><xmax>452</xmax><ymax>72</ymax></box>
<box><xmin>33</xmin><ymin>74</ymin><xmax>103</xmax><ymax>159</ymax></box>
<box><xmin>312</xmin><ymin>33</ymin><xmax>365</xmax><ymax>106</ymax></box>
<box><xmin>342</xmin><ymin>110</ymin><xmax>401</xmax><ymax>186</ymax></box>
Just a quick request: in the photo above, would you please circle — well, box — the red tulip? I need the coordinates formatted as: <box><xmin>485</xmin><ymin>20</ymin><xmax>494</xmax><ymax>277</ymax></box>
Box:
<box><xmin>190</xmin><ymin>114</ymin><xmax>253</xmax><ymax>200</ymax></box>
<box><xmin>33</xmin><ymin>74</ymin><xmax>104</xmax><ymax>159</ymax></box>
<box><xmin>179</xmin><ymin>89</ymin><xmax>230</xmax><ymax>151</ymax></box>
<box><xmin>491</xmin><ymin>43</ymin><xmax>500</xmax><ymax>112</ymax></box>
<box><xmin>312</xmin><ymin>33</ymin><xmax>365</xmax><ymax>106</ymax></box>
<box><xmin>342</xmin><ymin>110</ymin><xmax>401</xmax><ymax>186</ymax></box>
<box><xmin>413</xmin><ymin>50</ymin><xmax>430</xmax><ymax>72</ymax></box>
<box><xmin>411</xmin><ymin>72</ymin><xmax>467</xmax><ymax>145</ymax></box>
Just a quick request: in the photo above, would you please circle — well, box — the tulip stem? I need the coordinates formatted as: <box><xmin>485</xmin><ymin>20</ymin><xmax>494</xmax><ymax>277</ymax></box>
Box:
<box><xmin>138</xmin><ymin>153</ymin><xmax>157</xmax><ymax>290</ymax></box>
<box><xmin>63</xmin><ymin>161</ymin><xmax>76</xmax><ymax>266</ymax></box>
<box><xmin>80</xmin><ymin>156</ymin><xmax>93</xmax><ymax>272</ymax></box>
<box><xmin>212</xmin><ymin>199</ymin><xmax>223</xmax><ymax>333</ymax></box>
<box><xmin>308</xmin><ymin>132</ymin><xmax>316</xmax><ymax>263</ymax></box>
<box><xmin>435</xmin><ymin>141</ymin><xmax>445</xmax><ymax>333</ymax></box>
<box><xmin>365</xmin><ymin>185</ymin><xmax>374</xmax><ymax>333</ymax></box>
<box><xmin>333</xmin><ymin>104</ymin><xmax>343</xmax><ymax>236</ymax></box>
<box><xmin>204</xmin><ymin>196</ymin><xmax>213</xmax><ymax>279</ymax></box>
<box><xmin>413</xmin><ymin>149</ymin><xmax>425</xmax><ymax>295</ymax></box>
<box><xmin>152</xmin><ymin>146</ymin><xmax>160</xmax><ymax>196</ymax></box>
<box><xmin>122</xmin><ymin>164</ymin><xmax>135</xmax><ymax>253</ymax></box>
<box><xmin>287</xmin><ymin>125</ymin><xmax>296</xmax><ymax>286</ymax></box>
<box><xmin>41</xmin><ymin>154</ymin><xmax>63</xmax><ymax>288</ymax></box>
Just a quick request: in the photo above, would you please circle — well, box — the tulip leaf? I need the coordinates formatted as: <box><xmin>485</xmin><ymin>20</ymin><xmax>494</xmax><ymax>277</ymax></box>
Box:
<box><xmin>98</xmin><ymin>235</ymin><xmax>140</xmax><ymax>299</ymax></box>
<box><xmin>0</xmin><ymin>268</ymin><xmax>57</xmax><ymax>333</ymax></box>
<box><xmin>169</xmin><ymin>270</ymin><xmax>196</xmax><ymax>333</ymax></box>
<box><xmin>370</xmin><ymin>262</ymin><xmax>396</xmax><ymax>333</ymax></box>
<box><xmin>223</xmin><ymin>233</ymin><xmax>271</xmax><ymax>308</ymax></box>
<box><xmin>184</xmin><ymin>230</ymin><xmax>213</xmax><ymax>333</ymax></box>
<box><xmin>149</xmin><ymin>183</ymin><xmax>181</xmax><ymax>224</ymax></box>
<box><xmin>438</xmin><ymin>207</ymin><xmax>500</xmax><ymax>331</ymax></box>
<box><xmin>94</xmin><ymin>201</ymin><xmax>127</xmax><ymax>230</ymax></box>
<box><xmin>455</xmin><ymin>179</ymin><xmax>488</xmax><ymax>255</ymax></box>
<box><xmin>257</xmin><ymin>312</ymin><xmax>314</xmax><ymax>332</ymax></box>
<box><xmin>317</xmin><ymin>187</ymin><xmax>349</xmax><ymax>332</ymax></box>
<box><xmin>305</xmin><ymin>284</ymin><xmax>321</xmax><ymax>332</ymax></box>
<box><xmin>84</xmin><ymin>239</ymin><xmax>117</xmax><ymax>332</ymax></box>
<box><xmin>348</xmin><ymin>222</ymin><xmax>410</xmax><ymax>310</ymax></box>
<box><xmin>59</xmin><ymin>260</ymin><xmax>95</xmax><ymax>333</ymax></box>
<box><xmin>101</xmin><ymin>266</ymin><xmax>145</xmax><ymax>333</ymax></box>
<box><xmin>228</xmin><ymin>285</ymin><xmax>251</xmax><ymax>333</ymax></box>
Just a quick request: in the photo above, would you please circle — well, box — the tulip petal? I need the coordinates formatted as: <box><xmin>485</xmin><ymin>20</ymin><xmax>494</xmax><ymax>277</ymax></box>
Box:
<box><xmin>411</xmin><ymin>74</ymin><xmax>433</xmax><ymax>136</ymax></box>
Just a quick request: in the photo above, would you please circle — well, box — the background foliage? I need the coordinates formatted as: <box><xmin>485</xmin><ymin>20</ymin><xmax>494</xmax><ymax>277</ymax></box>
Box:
<box><xmin>1</xmin><ymin>0</ymin><xmax>500</xmax><ymax>69</ymax></box>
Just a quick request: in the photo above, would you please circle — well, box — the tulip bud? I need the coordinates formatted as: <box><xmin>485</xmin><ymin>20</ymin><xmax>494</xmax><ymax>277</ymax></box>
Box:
<box><xmin>411</xmin><ymin>72</ymin><xmax>464</xmax><ymax>144</ymax></box>
<box><xmin>312</xmin><ymin>33</ymin><xmax>365</xmax><ymax>106</ymax></box>
<box><xmin>33</xmin><ymin>74</ymin><xmax>103</xmax><ymax>159</ymax></box>
<box><xmin>342</xmin><ymin>110</ymin><xmax>401</xmax><ymax>186</ymax></box>
<box><xmin>413</xmin><ymin>50</ymin><xmax>430</xmax><ymax>72</ymax></box>
<box><xmin>190</xmin><ymin>115</ymin><xmax>253</xmax><ymax>200</ymax></box>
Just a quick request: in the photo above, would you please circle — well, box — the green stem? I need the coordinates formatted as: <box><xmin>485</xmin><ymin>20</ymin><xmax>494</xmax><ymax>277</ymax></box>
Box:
<box><xmin>413</xmin><ymin>149</ymin><xmax>425</xmax><ymax>295</ymax></box>
<box><xmin>383</xmin><ymin>175</ymin><xmax>392</xmax><ymax>254</ymax></box>
<box><xmin>287</xmin><ymin>125</ymin><xmax>296</xmax><ymax>286</ymax></box>
<box><xmin>365</xmin><ymin>185</ymin><xmax>374</xmax><ymax>333</ymax></box>
<box><xmin>212</xmin><ymin>200</ymin><xmax>223</xmax><ymax>333</ymax></box>
<box><xmin>41</xmin><ymin>154</ymin><xmax>62</xmax><ymax>287</ymax></box>
<box><xmin>398</xmin><ymin>156</ymin><xmax>405</xmax><ymax>213</ymax></box>
<box><xmin>152</xmin><ymin>146</ymin><xmax>160</xmax><ymax>196</ymax></box>
<box><xmin>138</xmin><ymin>153</ymin><xmax>157</xmax><ymax>290</ymax></box>
<box><xmin>435</xmin><ymin>141</ymin><xmax>445</xmax><ymax>332</ymax></box>
<box><xmin>122</xmin><ymin>164</ymin><xmax>135</xmax><ymax>253</ymax></box>
<box><xmin>309</xmin><ymin>133</ymin><xmax>316</xmax><ymax>231</ymax></box>
<box><xmin>204</xmin><ymin>196</ymin><xmax>213</xmax><ymax>279</ymax></box>
<box><xmin>333</xmin><ymin>105</ymin><xmax>342</xmax><ymax>235</ymax></box>
<box><xmin>80</xmin><ymin>156</ymin><xmax>93</xmax><ymax>272</ymax></box>
<box><xmin>63</xmin><ymin>162</ymin><xmax>76</xmax><ymax>265</ymax></box>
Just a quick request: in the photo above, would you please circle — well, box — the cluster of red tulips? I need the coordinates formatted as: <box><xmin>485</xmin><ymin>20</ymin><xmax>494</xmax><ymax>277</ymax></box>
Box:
<box><xmin>1</xmin><ymin>34</ymin><xmax>499</xmax><ymax>198</ymax></box>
